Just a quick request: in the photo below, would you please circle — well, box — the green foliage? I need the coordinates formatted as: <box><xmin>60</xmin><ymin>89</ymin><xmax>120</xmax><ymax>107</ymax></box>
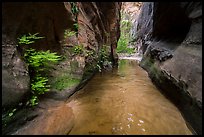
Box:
<box><xmin>121</xmin><ymin>20</ymin><xmax>131</xmax><ymax>30</ymax></box>
<box><xmin>99</xmin><ymin>47</ymin><xmax>108</xmax><ymax>63</ymax></box>
<box><xmin>116</xmin><ymin>17</ymin><xmax>135</xmax><ymax>54</ymax></box>
<box><xmin>24</xmin><ymin>49</ymin><xmax>61</xmax><ymax>70</ymax></box>
<box><xmin>73</xmin><ymin>23</ymin><xmax>78</xmax><ymax>32</ymax></box>
<box><xmin>31</xmin><ymin>76</ymin><xmax>50</xmax><ymax>94</ymax></box>
<box><xmin>25</xmin><ymin>49</ymin><xmax>61</xmax><ymax>106</ymax></box>
<box><xmin>70</xmin><ymin>2</ymin><xmax>78</xmax><ymax>14</ymax></box>
<box><xmin>28</xmin><ymin>96</ymin><xmax>38</xmax><ymax>106</ymax></box>
<box><xmin>73</xmin><ymin>44</ymin><xmax>84</xmax><ymax>55</ymax></box>
<box><xmin>96</xmin><ymin>46</ymin><xmax>109</xmax><ymax>72</ymax></box>
<box><xmin>64</xmin><ymin>29</ymin><xmax>77</xmax><ymax>38</ymax></box>
<box><xmin>84</xmin><ymin>50</ymin><xmax>95</xmax><ymax>57</ymax></box>
<box><xmin>51</xmin><ymin>75</ymin><xmax>80</xmax><ymax>91</ymax></box>
<box><xmin>18</xmin><ymin>33</ymin><xmax>62</xmax><ymax>107</ymax></box>
<box><xmin>8</xmin><ymin>108</ymin><xmax>17</xmax><ymax>117</ymax></box>
<box><xmin>70</xmin><ymin>2</ymin><xmax>78</xmax><ymax>34</ymax></box>
<box><xmin>2</xmin><ymin>108</ymin><xmax>18</xmax><ymax>128</ymax></box>
<box><xmin>18</xmin><ymin>33</ymin><xmax>44</xmax><ymax>45</ymax></box>
<box><xmin>116</xmin><ymin>36</ymin><xmax>135</xmax><ymax>54</ymax></box>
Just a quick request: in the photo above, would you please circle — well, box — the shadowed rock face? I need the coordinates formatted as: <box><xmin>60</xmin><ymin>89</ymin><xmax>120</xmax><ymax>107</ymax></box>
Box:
<box><xmin>77</xmin><ymin>2</ymin><xmax>121</xmax><ymax>65</ymax></box>
<box><xmin>75</xmin><ymin>2</ymin><xmax>121</xmax><ymax>82</ymax></box>
<box><xmin>2</xmin><ymin>35</ymin><xmax>30</xmax><ymax>108</ymax></box>
<box><xmin>2</xmin><ymin>2</ymin><xmax>121</xmax><ymax>108</ymax></box>
<box><xmin>134</xmin><ymin>2</ymin><xmax>202</xmax><ymax>134</ymax></box>
<box><xmin>2</xmin><ymin>2</ymin><xmax>75</xmax><ymax>52</ymax></box>
<box><xmin>2</xmin><ymin>2</ymin><xmax>121</xmax><ymax>135</ymax></box>
<box><xmin>2</xmin><ymin>2</ymin><xmax>76</xmax><ymax>109</ymax></box>
<box><xmin>152</xmin><ymin>2</ymin><xmax>192</xmax><ymax>42</ymax></box>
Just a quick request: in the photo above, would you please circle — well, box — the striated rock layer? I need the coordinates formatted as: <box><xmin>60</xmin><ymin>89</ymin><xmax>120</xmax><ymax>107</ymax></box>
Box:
<box><xmin>134</xmin><ymin>2</ymin><xmax>202</xmax><ymax>134</ymax></box>
<box><xmin>77</xmin><ymin>2</ymin><xmax>121</xmax><ymax>70</ymax></box>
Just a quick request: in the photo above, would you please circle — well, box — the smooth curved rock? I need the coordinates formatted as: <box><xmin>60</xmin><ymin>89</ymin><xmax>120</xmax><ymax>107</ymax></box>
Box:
<box><xmin>12</xmin><ymin>99</ymin><xmax>74</xmax><ymax>135</ymax></box>
<box><xmin>136</xmin><ymin>2</ymin><xmax>202</xmax><ymax>134</ymax></box>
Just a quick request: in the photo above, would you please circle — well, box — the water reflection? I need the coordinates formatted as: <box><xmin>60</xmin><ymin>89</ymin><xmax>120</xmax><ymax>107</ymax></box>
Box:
<box><xmin>67</xmin><ymin>59</ymin><xmax>192</xmax><ymax>135</ymax></box>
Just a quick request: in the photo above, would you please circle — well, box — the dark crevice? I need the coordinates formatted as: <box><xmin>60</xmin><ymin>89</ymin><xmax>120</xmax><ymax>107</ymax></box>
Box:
<box><xmin>153</xmin><ymin>3</ymin><xmax>192</xmax><ymax>43</ymax></box>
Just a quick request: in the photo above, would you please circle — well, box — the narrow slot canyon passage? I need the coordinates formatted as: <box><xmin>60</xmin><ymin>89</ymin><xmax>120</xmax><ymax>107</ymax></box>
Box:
<box><xmin>66</xmin><ymin>3</ymin><xmax>193</xmax><ymax>134</ymax></box>
<box><xmin>2</xmin><ymin>2</ymin><xmax>202</xmax><ymax>135</ymax></box>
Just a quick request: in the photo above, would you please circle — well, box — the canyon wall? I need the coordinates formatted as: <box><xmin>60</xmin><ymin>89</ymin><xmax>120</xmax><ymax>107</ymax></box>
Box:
<box><xmin>2</xmin><ymin>2</ymin><xmax>76</xmax><ymax>109</ymax></box>
<box><xmin>2</xmin><ymin>2</ymin><xmax>121</xmax><ymax>135</ymax></box>
<box><xmin>77</xmin><ymin>2</ymin><xmax>121</xmax><ymax>81</ymax></box>
<box><xmin>2</xmin><ymin>2</ymin><xmax>121</xmax><ymax>108</ymax></box>
<box><xmin>134</xmin><ymin>2</ymin><xmax>202</xmax><ymax>134</ymax></box>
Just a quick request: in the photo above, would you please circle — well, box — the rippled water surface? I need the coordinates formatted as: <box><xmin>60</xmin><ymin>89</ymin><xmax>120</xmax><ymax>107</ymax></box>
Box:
<box><xmin>67</xmin><ymin>59</ymin><xmax>192</xmax><ymax>135</ymax></box>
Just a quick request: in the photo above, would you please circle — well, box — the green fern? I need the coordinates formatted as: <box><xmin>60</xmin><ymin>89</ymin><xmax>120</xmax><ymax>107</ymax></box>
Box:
<box><xmin>18</xmin><ymin>33</ymin><xmax>44</xmax><ymax>45</ymax></box>
<box><xmin>29</xmin><ymin>96</ymin><xmax>38</xmax><ymax>106</ymax></box>
<box><xmin>31</xmin><ymin>76</ymin><xmax>50</xmax><ymax>94</ymax></box>
<box><xmin>64</xmin><ymin>29</ymin><xmax>76</xmax><ymax>38</ymax></box>
<box><xmin>24</xmin><ymin>49</ymin><xmax>61</xmax><ymax>69</ymax></box>
<box><xmin>17</xmin><ymin>33</ymin><xmax>62</xmax><ymax>107</ymax></box>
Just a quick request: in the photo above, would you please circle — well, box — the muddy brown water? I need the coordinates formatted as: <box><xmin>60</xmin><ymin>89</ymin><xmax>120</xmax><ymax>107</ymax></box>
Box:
<box><xmin>67</xmin><ymin>59</ymin><xmax>192</xmax><ymax>135</ymax></box>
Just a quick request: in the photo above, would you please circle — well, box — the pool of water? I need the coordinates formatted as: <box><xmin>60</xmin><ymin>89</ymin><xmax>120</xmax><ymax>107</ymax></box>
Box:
<box><xmin>67</xmin><ymin>59</ymin><xmax>192</xmax><ymax>135</ymax></box>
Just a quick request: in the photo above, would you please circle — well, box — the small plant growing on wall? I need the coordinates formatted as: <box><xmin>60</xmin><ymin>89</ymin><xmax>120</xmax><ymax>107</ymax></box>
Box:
<box><xmin>73</xmin><ymin>23</ymin><xmax>78</xmax><ymax>32</ymax></box>
<box><xmin>18</xmin><ymin>33</ymin><xmax>62</xmax><ymax>107</ymax></box>
<box><xmin>70</xmin><ymin>2</ymin><xmax>79</xmax><ymax>35</ymax></box>
<box><xmin>73</xmin><ymin>44</ymin><xmax>84</xmax><ymax>55</ymax></box>
<box><xmin>18</xmin><ymin>33</ymin><xmax>44</xmax><ymax>45</ymax></box>
<box><xmin>64</xmin><ymin>29</ymin><xmax>77</xmax><ymax>38</ymax></box>
<box><xmin>70</xmin><ymin>2</ymin><xmax>78</xmax><ymax>15</ymax></box>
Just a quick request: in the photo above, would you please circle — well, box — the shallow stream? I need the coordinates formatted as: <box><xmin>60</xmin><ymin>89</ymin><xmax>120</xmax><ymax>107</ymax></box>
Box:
<box><xmin>67</xmin><ymin>59</ymin><xmax>192</xmax><ymax>135</ymax></box>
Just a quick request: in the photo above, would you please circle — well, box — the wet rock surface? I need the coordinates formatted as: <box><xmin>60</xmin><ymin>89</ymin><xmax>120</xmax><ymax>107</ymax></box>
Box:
<box><xmin>149</xmin><ymin>46</ymin><xmax>173</xmax><ymax>62</ymax></box>
<box><xmin>135</xmin><ymin>2</ymin><xmax>202</xmax><ymax>134</ymax></box>
<box><xmin>11</xmin><ymin>99</ymin><xmax>74</xmax><ymax>135</ymax></box>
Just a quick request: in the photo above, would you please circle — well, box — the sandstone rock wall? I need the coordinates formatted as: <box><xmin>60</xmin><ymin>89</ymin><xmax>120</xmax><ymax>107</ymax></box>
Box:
<box><xmin>77</xmin><ymin>2</ymin><xmax>121</xmax><ymax>65</ymax></box>
<box><xmin>2</xmin><ymin>2</ymin><xmax>121</xmax><ymax>108</ymax></box>
<box><xmin>2</xmin><ymin>2</ymin><xmax>121</xmax><ymax>134</ymax></box>
<box><xmin>135</xmin><ymin>2</ymin><xmax>202</xmax><ymax>134</ymax></box>
<box><xmin>2</xmin><ymin>2</ymin><xmax>76</xmax><ymax>109</ymax></box>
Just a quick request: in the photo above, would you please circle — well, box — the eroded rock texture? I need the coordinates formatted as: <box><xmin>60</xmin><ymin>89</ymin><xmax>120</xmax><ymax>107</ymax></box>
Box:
<box><xmin>2</xmin><ymin>2</ymin><xmax>121</xmax><ymax>106</ymax></box>
<box><xmin>11</xmin><ymin>100</ymin><xmax>74</xmax><ymax>135</ymax></box>
<box><xmin>2</xmin><ymin>2</ymin><xmax>76</xmax><ymax>108</ymax></box>
<box><xmin>77</xmin><ymin>2</ymin><xmax>121</xmax><ymax>68</ymax></box>
<box><xmin>2</xmin><ymin>2</ymin><xmax>76</xmax><ymax>52</ymax></box>
<box><xmin>2</xmin><ymin>35</ymin><xmax>30</xmax><ymax>108</ymax></box>
<box><xmin>2</xmin><ymin>2</ymin><xmax>121</xmax><ymax>135</ymax></box>
<box><xmin>67</xmin><ymin>2</ymin><xmax>121</xmax><ymax>85</ymax></box>
<box><xmin>134</xmin><ymin>2</ymin><xmax>202</xmax><ymax>134</ymax></box>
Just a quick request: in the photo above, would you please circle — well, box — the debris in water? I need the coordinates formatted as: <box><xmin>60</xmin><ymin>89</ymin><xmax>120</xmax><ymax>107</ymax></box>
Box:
<box><xmin>141</xmin><ymin>128</ymin><xmax>146</xmax><ymax>132</ymax></box>
<box><xmin>127</xmin><ymin>124</ymin><xmax>131</xmax><ymax>128</ymax></box>
<box><xmin>139</xmin><ymin>120</ymin><xmax>144</xmax><ymax>123</ymax></box>
<box><xmin>128</xmin><ymin>113</ymin><xmax>133</xmax><ymax>116</ymax></box>
<box><xmin>127</xmin><ymin>117</ymin><xmax>134</xmax><ymax>122</ymax></box>
<box><xmin>137</xmin><ymin>123</ymin><xmax>141</xmax><ymax>126</ymax></box>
